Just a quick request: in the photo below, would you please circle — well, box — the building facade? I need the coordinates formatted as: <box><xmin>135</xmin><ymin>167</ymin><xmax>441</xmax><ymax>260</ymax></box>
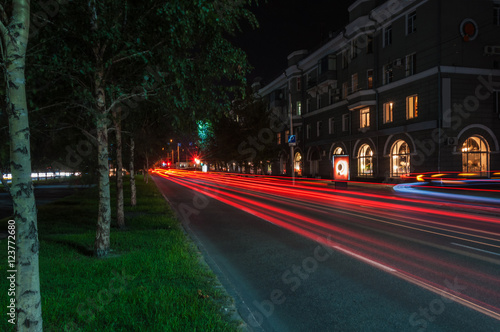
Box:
<box><xmin>257</xmin><ymin>0</ymin><xmax>500</xmax><ymax>181</ymax></box>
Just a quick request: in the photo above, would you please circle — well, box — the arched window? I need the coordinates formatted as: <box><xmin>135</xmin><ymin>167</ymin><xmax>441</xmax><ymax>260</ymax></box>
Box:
<box><xmin>333</xmin><ymin>147</ymin><xmax>345</xmax><ymax>155</ymax></box>
<box><xmin>462</xmin><ymin>136</ymin><xmax>489</xmax><ymax>175</ymax></box>
<box><xmin>391</xmin><ymin>140</ymin><xmax>410</xmax><ymax>177</ymax></box>
<box><xmin>358</xmin><ymin>144</ymin><xmax>373</xmax><ymax>176</ymax></box>
<box><xmin>294</xmin><ymin>152</ymin><xmax>303</xmax><ymax>176</ymax></box>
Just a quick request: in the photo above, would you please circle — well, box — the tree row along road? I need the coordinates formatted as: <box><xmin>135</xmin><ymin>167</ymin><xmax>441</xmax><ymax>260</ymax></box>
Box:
<box><xmin>153</xmin><ymin>169</ymin><xmax>500</xmax><ymax>331</ymax></box>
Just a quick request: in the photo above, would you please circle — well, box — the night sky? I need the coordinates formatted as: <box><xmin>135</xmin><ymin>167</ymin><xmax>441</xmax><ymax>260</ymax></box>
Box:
<box><xmin>233</xmin><ymin>0</ymin><xmax>354</xmax><ymax>84</ymax></box>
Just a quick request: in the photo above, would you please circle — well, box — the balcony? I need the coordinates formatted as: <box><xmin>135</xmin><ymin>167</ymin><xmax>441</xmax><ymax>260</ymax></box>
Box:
<box><xmin>317</xmin><ymin>70</ymin><xmax>337</xmax><ymax>85</ymax></box>
<box><xmin>346</xmin><ymin>83</ymin><xmax>376</xmax><ymax>111</ymax></box>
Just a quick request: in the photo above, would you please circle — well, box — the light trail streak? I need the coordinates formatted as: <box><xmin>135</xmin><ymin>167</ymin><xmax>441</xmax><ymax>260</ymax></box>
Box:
<box><xmin>155</xmin><ymin>170</ymin><xmax>500</xmax><ymax>319</ymax></box>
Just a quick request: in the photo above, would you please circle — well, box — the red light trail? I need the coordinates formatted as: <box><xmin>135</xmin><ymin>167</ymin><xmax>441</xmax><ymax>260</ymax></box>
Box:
<box><xmin>154</xmin><ymin>169</ymin><xmax>500</xmax><ymax>321</ymax></box>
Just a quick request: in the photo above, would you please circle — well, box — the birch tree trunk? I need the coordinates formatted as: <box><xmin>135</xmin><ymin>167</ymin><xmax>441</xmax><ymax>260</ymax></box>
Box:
<box><xmin>93</xmin><ymin>70</ymin><xmax>111</xmax><ymax>257</ymax></box>
<box><xmin>113</xmin><ymin>106</ymin><xmax>124</xmax><ymax>228</ymax></box>
<box><xmin>130</xmin><ymin>137</ymin><xmax>136</xmax><ymax>206</ymax></box>
<box><xmin>94</xmin><ymin>109</ymin><xmax>111</xmax><ymax>256</ymax></box>
<box><xmin>2</xmin><ymin>1</ymin><xmax>43</xmax><ymax>330</ymax></box>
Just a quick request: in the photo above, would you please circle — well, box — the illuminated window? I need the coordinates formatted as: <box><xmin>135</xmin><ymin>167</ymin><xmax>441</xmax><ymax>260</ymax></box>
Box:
<box><xmin>294</xmin><ymin>152</ymin><xmax>303</xmax><ymax>176</ymax></box>
<box><xmin>334</xmin><ymin>147</ymin><xmax>345</xmax><ymax>155</ymax></box>
<box><xmin>406</xmin><ymin>95</ymin><xmax>418</xmax><ymax>119</ymax></box>
<box><xmin>367</xmin><ymin>69</ymin><xmax>373</xmax><ymax>89</ymax></box>
<box><xmin>383</xmin><ymin>102</ymin><xmax>393</xmax><ymax>123</ymax></box>
<box><xmin>391</xmin><ymin>140</ymin><xmax>410</xmax><ymax>177</ymax></box>
<box><xmin>285</xmin><ymin>130</ymin><xmax>290</xmax><ymax>142</ymax></box>
<box><xmin>296</xmin><ymin>101</ymin><xmax>302</xmax><ymax>116</ymax></box>
<box><xmin>277</xmin><ymin>132</ymin><xmax>282</xmax><ymax>145</ymax></box>
<box><xmin>462</xmin><ymin>136</ymin><xmax>489</xmax><ymax>176</ymax></box>
<box><xmin>360</xmin><ymin>108</ymin><xmax>370</xmax><ymax>128</ymax></box>
<box><xmin>358</xmin><ymin>144</ymin><xmax>373</xmax><ymax>176</ymax></box>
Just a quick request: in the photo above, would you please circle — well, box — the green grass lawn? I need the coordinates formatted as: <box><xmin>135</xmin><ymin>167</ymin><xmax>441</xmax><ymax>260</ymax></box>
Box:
<box><xmin>0</xmin><ymin>175</ymin><xmax>242</xmax><ymax>331</ymax></box>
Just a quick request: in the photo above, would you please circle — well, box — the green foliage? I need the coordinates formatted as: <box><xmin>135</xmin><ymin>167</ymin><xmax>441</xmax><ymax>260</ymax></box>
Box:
<box><xmin>0</xmin><ymin>176</ymin><xmax>241</xmax><ymax>331</ymax></box>
<box><xmin>201</xmin><ymin>90</ymin><xmax>279</xmax><ymax>164</ymax></box>
<box><xmin>22</xmin><ymin>0</ymin><xmax>260</xmax><ymax>172</ymax></box>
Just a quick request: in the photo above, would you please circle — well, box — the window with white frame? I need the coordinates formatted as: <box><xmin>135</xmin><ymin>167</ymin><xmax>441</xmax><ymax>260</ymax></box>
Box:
<box><xmin>333</xmin><ymin>147</ymin><xmax>344</xmax><ymax>155</ymax></box>
<box><xmin>391</xmin><ymin>140</ymin><xmax>410</xmax><ymax>177</ymax></box>
<box><xmin>383</xmin><ymin>64</ymin><xmax>393</xmax><ymax>84</ymax></box>
<box><xmin>462</xmin><ymin>136</ymin><xmax>490</xmax><ymax>176</ymax></box>
<box><xmin>329</xmin><ymin>117</ymin><xmax>335</xmax><ymax>134</ymax></box>
<box><xmin>342</xmin><ymin>114</ymin><xmax>349</xmax><ymax>132</ymax></box>
<box><xmin>317</xmin><ymin>121</ymin><xmax>322</xmax><ymax>137</ymax></box>
<box><xmin>296</xmin><ymin>101</ymin><xmax>302</xmax><ymax>116</ymax></box>
<box><xmin>358</xmin><ymin>144</ymin><xmax>373</xmax><ymax>176</ymax></box>
<box><xmin>407</xmin><ymin>11</ymin><xmax>416</xmax><ymax>34</ymax></box>
<box><xmin>405</xmin><ymin>53</ymin><xmax>416</xmax><ymax>77</ymax></box>
<box><xmin>351</xmin><ymin>73</ymin><xmax>358</xmax><ymax>93</ymax></box>
<box><xmin>383</xmin><ymin>102</ymin><xmax>394</xmax><ymax>123</ymax></box>
<box><xmin>360</xmin><ymin>108</ymin><xmax>370</xmax><ymax>128</ymax></box>
<box><xmin>367</xmin><ymin>69</ymin><xmax>373</xmax><ymax>89</ymax></box>
<box><xmin>351</xmin><ymin>39</ymin><xmax>358</xmax><ymax>59</ymax></box>
<box><xmin>406</xmin><ymin>95</ymin><xmax>418</xmax><ymax>119</ymax></box>
<box><xmin>383</xmin><ymin>25</ymin><xmax>392</xmax><ymax>47</ymax></box>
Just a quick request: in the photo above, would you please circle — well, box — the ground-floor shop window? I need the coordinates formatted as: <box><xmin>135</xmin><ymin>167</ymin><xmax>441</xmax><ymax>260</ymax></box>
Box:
<box><xmin>294</xmin><ymin>152</ymin><xmax>303</xmax><ymax>176</ymax></box>
<box><xmin>358</xmin><ymin>144</ymin><xmax>373</xmax><ymax>176</ymax></box>
<box><xmin>462</xmin><ymin>136</ymin><xmax>489</xmax><ymax>175</ymax></box>
<box><xmin>391</xmin><ymin>140</ymin><xmax>410</xmax><ymax>177</ymax></box>
<box><xmin>333</xmin><ymin>147</ymin><xmax>345</xmax><ymax>155</ymax></box>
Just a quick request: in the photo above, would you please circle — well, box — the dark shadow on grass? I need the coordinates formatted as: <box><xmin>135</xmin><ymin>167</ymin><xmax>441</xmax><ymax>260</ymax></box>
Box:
<box><xmin>43</xmin><ymin>238</ymin><xmax>94</xmax><ymax>257</ymax></box>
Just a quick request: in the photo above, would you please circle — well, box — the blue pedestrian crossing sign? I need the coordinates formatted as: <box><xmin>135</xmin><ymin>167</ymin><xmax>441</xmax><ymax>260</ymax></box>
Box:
<box><xmin>288</xmin><ymin>135</ymin><xmax>296</xmax><ymax>146</ymax></box>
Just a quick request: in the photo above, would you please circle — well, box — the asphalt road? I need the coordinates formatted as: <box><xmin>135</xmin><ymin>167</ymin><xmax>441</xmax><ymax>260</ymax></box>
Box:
<box><xmin>153</xmin><ymin>170</ymin><xmax>500</xmax><ymax>332</ymax></box>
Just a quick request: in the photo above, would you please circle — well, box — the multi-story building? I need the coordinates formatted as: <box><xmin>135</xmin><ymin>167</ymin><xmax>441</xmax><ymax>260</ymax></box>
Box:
<box><xmin>256</xmin><ymin>0</ymin><xmax>500</xmax><ymax>181</ymax></box>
